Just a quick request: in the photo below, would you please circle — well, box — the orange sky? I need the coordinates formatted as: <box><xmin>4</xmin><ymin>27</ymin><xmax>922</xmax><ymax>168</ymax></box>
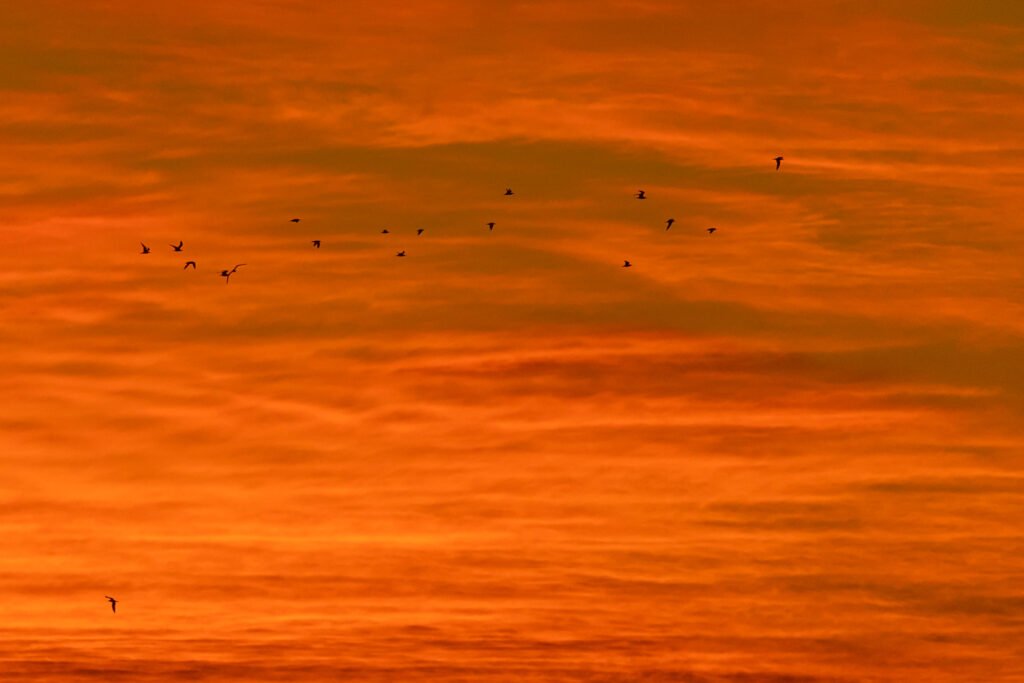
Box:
<box><xmin>2</xmin><ymin>1</ymin><xmax>1024</xmax><ymax>681</ymax></box>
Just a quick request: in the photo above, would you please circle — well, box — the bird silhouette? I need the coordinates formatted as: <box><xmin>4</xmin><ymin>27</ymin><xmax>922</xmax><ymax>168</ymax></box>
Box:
<box><xmin>417</xmin><ymin>229</ymin><xmax>424</xmax><ymax>236</ymax></box>
<box><xmin>635</xmin><ymin>190</ymin><xmax>646</xmax><ymax>200</ymax></box>
<box><xmin>665</xmin><ymin>218</ymin><xmax>675</xmax><ymax>230</ymax></box>
<box><xmin>487</xmin><ymin>222</ymin><xmax>495</xmax><ymax>231</ymax></box>
<box><xmin>105</xmin><ymin>596</ymin><xmax>117</xmax><ymax>613</ymax></box>
<box><xmin>504</xmin><ymin>188</ymin><xmax>514</xmax><ymax>196</ymax></box>
<box><xmin>707</xmin><ymin>227</ymin><xmax>717</xmax><ymax>235</ymax></box>
<box><xmin>140</xmin><ymin>243</ymin><xmax>150</xmax><ymax>254</ymax></box>
<box><xmin>396</xmin><ymin>250</ymin><xmax>406</xmax><ymax>257</ymax></box>
<box><xmin>290</xmin><ymin>218</ymin><xmax>300</xmax><ymax>223</ymax></box>
<box><xmin>381</xmin><ymin>229</ymin><xmax>390</xmax><ymax>234</ymax></box>
<box><xmin>623</xmin><ymin>260</ymin><xmax>632</xmax><ymax>268</ymax></box>
<box><xmin>183</xmin><ymin>261</ymin><xmax>196</xmax><ymax>270</ymax></box>
<box><xmin>312</xmin><ymin>240</ymin><xmax>320</xmax><ymax>248</ymax></box>
<box><xmin>170</xmin><ymin>241</ymin><xmax>183</xmax><ymax>252</ymax></box>
<box><xmin>774</xmin><ymin>156</ymin><xmax>783</xmax><ymax>170</ymax></box>
<box><xmin>220</xmin><ymin>264</ymin><xmax>246</xmax><ymax>284</ymax></box>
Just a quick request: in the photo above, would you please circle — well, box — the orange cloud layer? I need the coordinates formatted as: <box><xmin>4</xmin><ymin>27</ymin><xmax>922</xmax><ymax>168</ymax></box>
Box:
<box><xmin>1</xmin><ymin>1</ymin><xmax>1023</xmax><ymax>681</ymax></box>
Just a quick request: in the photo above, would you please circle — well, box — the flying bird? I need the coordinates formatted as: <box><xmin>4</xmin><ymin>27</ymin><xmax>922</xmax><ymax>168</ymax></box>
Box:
<box><xmin>290</xmin><ymin>218</ymin><xmax>300</xmax><ymax>223</ymax></box>
<box><xmin>504</xmin><ymin>188</ymin><xmax>514</xmax><ymax>196</ymax></box>
<box><xmin>220</xmin><ymin>264</ymin><xmax>246</xmax><ymax>284</ymax></box>
<box><xmin>635</xmin><ymin>190</ymin><xmax>646</xmax><ymax>200</ymax></box>
<box><xmin>487</xmin><ymin>222</ymin><xmax>495</xmax><ymax>231</ymax></box>
<box><xmin>774</xmin><ymin>156</ymin><xmax>784</xmax><ymax>170</ymax></box>
<box><xmin>623</xmin><ymin>260</ymin><xmax>632</xmax><ymax>268</ymax></box>
<box><xmin>707</xmin><ymin>227</ymin><xmax>717</xmax><ymax>235</ymax></box>
<box><xmin>170</xmin><ymin>241</ymin><xmax>183</xmax><ymax>252</ymax></box>
<box><xmin>312</xmin><ymin>240</ymin><xmax>320</xmax><ymax>248</ymax></box>
<box><xmin>105</xmin><ymin>596</ymin><xmax>117</xmax><ymax>613</ymax></box>
<box><xmin>665</xmin><ymin>218</ymin><xmax>675</xmax><ymax>230</ymax></box>
<box><xmin>381</xmin><ymin>229</ymin><xmax>390</xmax><ymax>234</ymax></box>
<box><xmin>417</xmin><ymin>229</ymin><xmax>424</xmax><ymax>236</ymax></box>
<box><xmin>140</xmin><ymin>243</ymin><xmax>150</xmax><ymax>254</ymax></box>
<box><xmin>183</xmin><ymin>261</ymin><xmax>196</xmax><ymax>270</ymax></box>
<box><xmin>396</xmin><ymin>251</ymin><xmax>406</xmax><ymax>257</ymax></box>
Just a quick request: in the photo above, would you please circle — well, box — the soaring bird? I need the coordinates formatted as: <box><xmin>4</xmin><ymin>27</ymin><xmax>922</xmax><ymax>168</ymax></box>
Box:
<box><xmin>220</xmin><ymin>264</ymin><xmax>246</xmax><ymax>284</ymax></box>
<box><xmin>381</xmin><ymin>229</ymin><xmax>390</xmax><ymax>234</ymax></box>
<box><xmin>140</xmin><ymin>243</ymin><xmax>150</xmax><ymax>254</ymax></box>
<box><xmin>707</xmin><ymin>227</ymin><xmax>717</xmax><ymax>235</ymax></box>
<box><xmin>184</xmin><ymin>261</ymin><xmax>196</xmax><ymax>270</ymax></box>
<box><xmin>623</xmin><ymin>260</ymin><xmax>632</xmax><ymax>268</ymax></box>
<box><xmin>504</xmin><ymin>188</ymin><xmax>514</xmax><ymax>196</ymax></box>
<box><xmin>105</xmin><ymin>596</ymin><xmax>117</xmax><ymax>613</ymax></box>
<box><xmin>635</xmin><ymin>190</ymin><xmax>646</xmax><ymax>200</ymax></box>
<box><xmin>290</xmin><ymin>218</ymin><xmax>301</xmax><ymax>223</ymax></box>
<box><xmin>170</xmin><ymin>241</ymin><xmax>183</xmax><ymax>252</ymax></box>
<box><xmin>487</xmin><ymin>222</ymin><xmax>495</xmax><ymax>231</ymax></box>
<box><xmin>312</xmin><ymin>240</ymin><xmax>320</xmax><ymax>248</ymax></box>
<box><xmin>396</xmin><ymin>251</ymin><xmax>406</xmax><ymax>257</ymax></box>
<box><xmin>665</xmin><ymin>218</ymin><xmax>675</xmax><ymax>230</ymax></box>
<box><xmin>417</xmin><ymin>229</ymin><xmax>424</xmax><ymax>236</ymax></box>
<box><xmin>774</xmin><ymin>156</ymin><xmax>783</xmax><ymax>170</ymax></box>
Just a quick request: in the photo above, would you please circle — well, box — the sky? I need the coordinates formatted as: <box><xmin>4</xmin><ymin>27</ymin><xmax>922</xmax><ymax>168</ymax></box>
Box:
<box><xmin>2</xmin><ymin>1</ymin><xmax>1024</xmax><ymax>680</ymax></box>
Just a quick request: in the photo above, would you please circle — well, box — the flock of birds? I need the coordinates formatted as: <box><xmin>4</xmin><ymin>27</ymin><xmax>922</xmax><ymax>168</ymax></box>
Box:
<box><xmin>139</xmin><ymin>236</ymin><xmax>245</xmax><ymax>283</ymax></box>
<box><xmin>134</xmin><ymin>156</ymin><xmax>786</xmax><ymax>282</ymax></box>
<box><xmin>110</xmin><ymin>157</ymin><xmax>787</xmax><ymax>615</ymax></box>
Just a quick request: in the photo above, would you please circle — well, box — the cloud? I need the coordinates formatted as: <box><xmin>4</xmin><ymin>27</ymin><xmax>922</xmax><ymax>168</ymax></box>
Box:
<box><xmin>2</xmin><ymin>1</ymin><xmax>1024</xmax><ymax>681</ymax></box>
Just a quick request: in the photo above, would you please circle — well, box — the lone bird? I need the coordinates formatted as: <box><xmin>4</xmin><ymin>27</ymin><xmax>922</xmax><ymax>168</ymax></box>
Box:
<box><xmin>635</xmin><ymin>190</ymin><xmax>646</xmax><ymax>200</ymax></box>
<box><xmin>417</xmin><ymin>229</ymin><xmax>424</xmax><ymax>236</ymax></box>
<box><xmin>312</xmin><ymin>240</ymin><xmax>320</xmax><ymax>248</ymax></box>
<box><xmin>487</xmin><ymin>222</ymin><xmax>495</xmax><ymax>231</ymax></box>
<box><xmin>170</xmin><ymin>241</ymin><xmax>183</xmax><ymax>252</ymax></box>
<box><xmin>707</xmin><ymin>227</ymin><xmax>717</xmax><ymax>235</ymax></box>
<box><xmin>184</xmin><ymin>261</ymin><xmax>196</xmax><ymax>270</ymax></box>
<box><xmin>396</xmin><ymin>250</ymin><xmax>406</xmax><ymax>257</ymax></box>
<box><xmin>665</xmin><ymin>218</ymin><xmax>675</xmax><ymax>231</ymax></box>
<box><xmin>290</xmin><ymin>218</ymin><xmax>301</xmax><ymax>223</ymax></box>
<box><xmin>105</xmin><ymin>596</ymin><xmax>117</xmax><ymax>613</ymax></box>
<box><xmin>220</xmin><ymin>264</ymin><xmax>245</xmax><ymax>284</ymax></box>
<box><xmin>381</xmin><ymin>229</ymin><xmax>390</xmax><ymax>234</ymax></box>
<box><xmin>140</xmin><ymin>243</ymin><xmax>150</xmax><ymax>254</ymax></box>
<box><xmin>774</xmin><ymin>156</ymin><xmax>783</xmax><ymax>170</ymax></box>
<box><xmin>623</xmin><ymin>260</ymin><xmax>632</xmax><ymax>268</ymax></box>
<box><xmin>504</xmin><ymin>188</ymin><xmax>514</xmax><ymax>196</ymax></box>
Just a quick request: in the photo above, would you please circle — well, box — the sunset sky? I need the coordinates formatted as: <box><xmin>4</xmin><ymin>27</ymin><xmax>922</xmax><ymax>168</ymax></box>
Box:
<box><xmin>2</xmin><ymin>1</ymin><xmax>1024</xmax><ymax>680</ymax></box>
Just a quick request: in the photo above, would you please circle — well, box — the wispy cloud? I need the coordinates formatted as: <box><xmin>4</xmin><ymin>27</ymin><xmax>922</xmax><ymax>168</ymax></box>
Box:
<box><xmin>1</xmin><ymin>1</ymin><xmax>1023</xmax><ymax>681</ymax></box>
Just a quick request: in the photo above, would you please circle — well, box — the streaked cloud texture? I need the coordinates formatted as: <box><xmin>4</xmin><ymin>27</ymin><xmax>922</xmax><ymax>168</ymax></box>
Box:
<box><xmin>2</xmin><ymin>1</ymin><xmax>1023</xmax><ymax>680</ymax></box>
